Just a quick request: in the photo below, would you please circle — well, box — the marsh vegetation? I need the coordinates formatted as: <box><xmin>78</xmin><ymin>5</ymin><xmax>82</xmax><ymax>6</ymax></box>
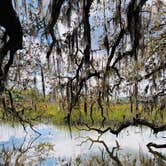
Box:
<box><xmin>0</xmin><ymin>0</ymin><xmax>166</xmax><ymax>165</ymax></box>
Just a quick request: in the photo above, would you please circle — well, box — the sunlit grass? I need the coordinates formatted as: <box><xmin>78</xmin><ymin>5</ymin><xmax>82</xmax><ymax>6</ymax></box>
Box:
<box><xmin>0</xmin><ymin>97</ymin><xmax>165</xmax><ymax>126</ymax></box>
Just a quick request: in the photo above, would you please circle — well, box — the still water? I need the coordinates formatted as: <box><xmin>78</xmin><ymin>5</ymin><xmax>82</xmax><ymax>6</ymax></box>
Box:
<box><xmin>0</xmin><ymin>123</ymin><xmax>165</xmax><ymax>166</ymax></box>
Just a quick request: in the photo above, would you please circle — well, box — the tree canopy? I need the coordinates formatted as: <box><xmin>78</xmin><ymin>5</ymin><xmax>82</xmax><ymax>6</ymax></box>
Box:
<box><xmin>0</xmin><ymin>0</ymin><xmax>165</xmax><ymax>125</ymax></box>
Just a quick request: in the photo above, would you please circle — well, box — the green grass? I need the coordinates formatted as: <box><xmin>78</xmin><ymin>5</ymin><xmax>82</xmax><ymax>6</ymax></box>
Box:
<box><xmin>0</xmin><ymin>99</ymin><xmax>165</xmax><ymax>127</ymax></box>
<box><xmin>41</xmin><ymin>102</ymin><xmax>166</xmax><ymax>126</ymax></box>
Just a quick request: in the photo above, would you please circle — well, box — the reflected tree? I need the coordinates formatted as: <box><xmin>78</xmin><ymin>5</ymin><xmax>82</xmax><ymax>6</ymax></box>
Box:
<box><xmin>0</xmin><ymin>134</ymin><xmax>53</xmax><ymax>166</ymax></box>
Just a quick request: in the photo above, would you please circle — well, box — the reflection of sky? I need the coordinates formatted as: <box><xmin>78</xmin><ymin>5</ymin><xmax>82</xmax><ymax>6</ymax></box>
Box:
<box><xmin>0</xmin><ymin>124</ymin><xmax>26</xmax><ymax>142</ymax></box>
<box><xmin>0</xmin><ymin>123</ymin><xmax>166</xmax><ymax>165</ymax></box>
<box><xmin>0</xmin><ymin>136</ymin><xmax>24</xmax><ymax>150</ymax></box>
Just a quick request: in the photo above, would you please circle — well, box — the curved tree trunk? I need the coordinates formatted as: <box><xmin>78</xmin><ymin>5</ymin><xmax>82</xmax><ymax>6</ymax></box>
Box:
<box><xmin>0</xmin><ymin>0</ymin><xmax>23</xmax><ymax>93</ymax></box>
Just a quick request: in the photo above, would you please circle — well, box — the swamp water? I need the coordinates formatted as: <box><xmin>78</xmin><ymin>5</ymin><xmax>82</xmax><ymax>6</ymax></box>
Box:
<box><xmin>0</xmin><ymin>123</ymin><xmax>165</xmax><ymax>166</ymax></box>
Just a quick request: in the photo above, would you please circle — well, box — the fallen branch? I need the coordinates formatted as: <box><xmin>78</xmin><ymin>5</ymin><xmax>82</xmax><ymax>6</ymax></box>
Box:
<box><xmin>82</xmin><ymin>118</ymin><xmax>166</xmax><ymax>136</ymax></box>
<box><xmin>147</xmin><ymin>143</ymin><xmax>166</xmax><ymax>161</ymax></box>
<box><xmin>3</xmin><ymin>89</ymin><xmax>42</xmax><ymax>136</ymax></box>
<box><xmin>147</xmin><ymin>142</ymin><xmax>166</xmax><ymax>149</ymax></box>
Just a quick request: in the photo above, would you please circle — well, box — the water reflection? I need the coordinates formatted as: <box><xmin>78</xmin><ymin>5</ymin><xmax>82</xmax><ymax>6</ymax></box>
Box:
<box><xmin>147</xmin><ymin>144</ymin><xmax>166</xmax><ymax>161</ymax></box>
<box><xmin>0</xmin><ymin>123</ymin><xmax>165</xmax><ymax>165</ymax></box>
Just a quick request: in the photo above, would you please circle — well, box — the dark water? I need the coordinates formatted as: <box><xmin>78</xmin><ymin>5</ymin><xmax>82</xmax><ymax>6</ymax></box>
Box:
<box><xmin>0</xmin><ymin>123</ymin><xmax>165</xmax><ymax>166</ymax></box>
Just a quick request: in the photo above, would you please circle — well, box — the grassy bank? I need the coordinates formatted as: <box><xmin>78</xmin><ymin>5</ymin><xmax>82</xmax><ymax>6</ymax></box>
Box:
<box><xmin>0</xmin><ymin>89</ymin><xmax>165</xmax><ymax>126</ymax></box>
<box><xmin>47</xmin><ymin>103</ymin><xmax>166</xmax><ymax>126</ymax></box>
<box><xmin>1</xmin><ymin>101</ymin><xmax>165</xmax><ymax>127</ymax></box>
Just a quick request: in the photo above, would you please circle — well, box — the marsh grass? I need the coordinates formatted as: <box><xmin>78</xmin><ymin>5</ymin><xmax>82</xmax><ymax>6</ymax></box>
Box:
<box><xmin>48</xmin><ymin>102</ymin><xmax>166</xmax><ymax>126</ymax></box>
<box><xmin>0</xmin><ymin>92</ymin><xmax>165</xmax><ymax>126</ymax></box>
